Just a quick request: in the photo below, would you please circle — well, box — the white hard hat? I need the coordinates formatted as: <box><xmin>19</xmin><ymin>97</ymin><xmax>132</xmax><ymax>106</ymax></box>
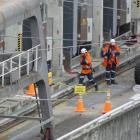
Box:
<box><xmin>110</xmin><ymin>39</ymin><xmax>116</xmax><ymax>45</ymax></box>
<box><xmin>81</xmin><ymin>48</ymin><xmax>87</xmax><ymax>54</ymax></box>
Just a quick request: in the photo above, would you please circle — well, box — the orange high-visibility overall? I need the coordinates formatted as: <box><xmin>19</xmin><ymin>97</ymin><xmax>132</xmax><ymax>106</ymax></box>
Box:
<box><xmin>81</xmin><ymin>52</ymin><xmax>92</xmax><ymax>74</ymax></box>
<box><xmin>101</xmin><ymin>43</ymin><xmax>121</xmax><ymax>67</ymax></box>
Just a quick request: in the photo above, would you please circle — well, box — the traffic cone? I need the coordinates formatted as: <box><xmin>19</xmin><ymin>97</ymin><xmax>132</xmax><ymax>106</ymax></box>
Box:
<box><xmin>26</xmin><ymin>84</ymin><xmax>36</xmax><ymax>96</ymax></box>
<box><xmin>102</xmin><ymin>90</ymin><xmax>112</xmax><ymax>114</ymax></box>
<box><xmin>75</xmin><ymin>94</ymin><xmax>86</xmax><ymax>112</ymax></box>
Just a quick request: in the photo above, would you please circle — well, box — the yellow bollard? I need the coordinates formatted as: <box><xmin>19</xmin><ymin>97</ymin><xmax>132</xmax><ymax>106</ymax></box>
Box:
<box><xmin>48</xmin><ymin>72</ymin><xmax>53</xmax><ymax>85</ymax></box>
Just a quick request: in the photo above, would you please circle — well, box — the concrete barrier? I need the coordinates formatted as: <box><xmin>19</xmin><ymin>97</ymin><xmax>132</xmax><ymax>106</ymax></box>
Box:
<box><xmin>57</xmin><ymin>99</ymin><xmax>140</xmax><ymax>140</ymax></box>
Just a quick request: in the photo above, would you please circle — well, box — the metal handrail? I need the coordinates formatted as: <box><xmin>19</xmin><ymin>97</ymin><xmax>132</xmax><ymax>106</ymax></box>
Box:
<box><xmin>115</xmin><ymin>31</ymin><xmax>131</xmax><ymax>41</ymax></box>
<box><xmin>0</xmin><ymin>44</ymin><xmax>41</xmax><ymax>87</ymax></box>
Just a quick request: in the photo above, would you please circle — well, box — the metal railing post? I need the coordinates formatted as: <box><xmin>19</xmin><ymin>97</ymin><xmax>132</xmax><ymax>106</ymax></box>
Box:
<box><xmin>27</xmin><ymin>50</ymin><xmax>30</xmax><ymax>75</ymax></box>
<box><xmin>2</xmin><ymin>62</ymin><xmax>5</xmax><ymax>87</ymax></box>
<box><xmin>10</xmin><ymin>59</ymin><xmax>12</xmax><ymax>72</ymax></box>
<box><xmin>35</xmin><ymin>46</ymin><xmax>38</xmax><ymax>71</ymax></box>
<box><xmin>19</xmin><ymin>55</ymin><xmax>21</xmax><ymax>79</ymax></box>
<box><xmin>0</xmin><ymin>44</ymin><xmax>41</xmax><ymax>87</ymax></box>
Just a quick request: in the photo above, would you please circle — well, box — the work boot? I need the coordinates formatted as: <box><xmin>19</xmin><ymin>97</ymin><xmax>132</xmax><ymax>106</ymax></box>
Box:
<box><xmin>106</xmin><ymin>80</ymin><xmax>111</xmax><ymax>85</ymax></box>
<box><xmin>94</xmin><ymin>84</ymin><xmax>98</xmax><ymax>91</ymax></box>
<box><xmin>111</xmin><ymin>80</ymin><xmax>118</xmax><ymax>84</ymax></box>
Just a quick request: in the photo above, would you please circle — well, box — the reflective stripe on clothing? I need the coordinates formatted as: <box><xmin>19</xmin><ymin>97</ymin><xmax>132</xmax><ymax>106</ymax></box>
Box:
<box><xmin>111</xmin><ymin>78</ymin><xmax>115</xmax><ymax>80</ymax></box>
<box><xmin>111</xmin><ymin>70</ymin><xmax>116</xmax><ymax>73</ymax></box>
<box><xmin>83</xmin><ymin>67</ymin><xmax>92</xmax><ymax>70</ymax></box>
<box><xmin>79</xmin><ymin>75</ymin><xmax>85</xmax><ymax>78</ymax></box>
<box><xmin>79</xmin><ymin>73</ymin><xmax>96</xmax><ymax>85</ymax></box>
<box><xmin>82</xmin><ymin>65</ymin><xmax>92</xmax><ymax>68</ymax></box>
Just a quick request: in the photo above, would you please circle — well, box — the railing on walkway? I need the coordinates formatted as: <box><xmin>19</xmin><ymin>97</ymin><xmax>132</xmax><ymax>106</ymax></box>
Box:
<box><xmin>71</xmin><ymin>31</ymin><xmax>132</xmax><ymax>69</ymax></box>
<box><xmin>115</xmin><ymin>31</ymin><xmax>132</xmax><ymax>46</ymax></box>
<box><xmin>115</xmin><ymin>31</ymin><xmax>131</xmax><ymax>41</ymax></box>
<box><xmin>0</xmin><ymin>44</ymin><xmax>41</xmax><ymax>87</ymax></box>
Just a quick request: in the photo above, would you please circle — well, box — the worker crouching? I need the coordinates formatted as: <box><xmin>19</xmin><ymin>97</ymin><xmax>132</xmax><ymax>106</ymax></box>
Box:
<box><xmin>79</xmin><ymin>48</ymin><xmax>98</xmax><ymax>91</ymax></box>
<box><xmin>101</xmin><ymin>39</ymin><xmax>121</xmax><ymax>85</ymax></box>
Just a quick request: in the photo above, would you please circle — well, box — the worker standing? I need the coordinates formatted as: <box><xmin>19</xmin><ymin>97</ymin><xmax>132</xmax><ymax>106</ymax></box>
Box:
<box><xmin>101</xmin><ymin>39</ymin><xmax>121</xmax><ymax>85</ymax></box>
<box><xmin>79</xmin><ymin>48</ymin><xmax>98</xmax><ymax>91</ymax></box>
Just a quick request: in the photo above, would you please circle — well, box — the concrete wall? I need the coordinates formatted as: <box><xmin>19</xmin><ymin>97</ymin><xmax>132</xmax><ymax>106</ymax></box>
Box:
<box><xmin>57</xmin><ymin>100</ymin><xmax>140</xmax><ymax>140</ymax></box>
<box><xmin>4</xmin><ymin>24</ymin><xmax>22</xmax><ymax>52</ymax></box>
<box><xmin>132</xmin><ymin>0</ymin><xmax>140</xmax><ymax>19</ymax></box>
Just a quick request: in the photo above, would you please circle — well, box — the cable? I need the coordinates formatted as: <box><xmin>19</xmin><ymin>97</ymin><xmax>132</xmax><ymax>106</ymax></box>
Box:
<box><xmin>0</xmin><ymin>90</ymin><xmax>109</xmax><ymax>101</ymax></box>
<box><xmin>0</xmin><ymin>40</ymin><xmax>139</xmax><ymax>55</ymax></box>
<box><xmin>0</xmin><ymin>33</ymin><xmax>135</xmax><ymax>42</ymax></box>
<box><xmin>63</xmin><ymin>0</ymin><xmax>134</xmax><ymax>13</ymax></box>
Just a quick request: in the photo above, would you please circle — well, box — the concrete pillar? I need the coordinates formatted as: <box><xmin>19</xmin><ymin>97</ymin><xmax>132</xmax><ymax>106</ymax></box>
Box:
<box><xmin>131</xmin><ymin>0</ymin><xmax>140</xmax><ymax>35</ymax></box>
<box><xmin>92</xmin><ymin>0</ymin><xmax>103</xmax><ymax>57</ymax></box>
<box><xmin>47</xmin><ymin>0</ymin><xmax>63</xmax><ymax>76</ymax></box>
<box><xmin>126</xmin><ymin>0</ymin><xmax>131</xmax><ymax>24</ymax></box>
<box><xmin>80</xmin><ymin>4</ymin><xmax>87</xmax><ymax>42</ymax></box>
<box><xmin>113</xmin><ymin>0</ymin><xmax>117</xmax><ymax>37</ymax></box>
<box><xmin>87</xmin><ymin>0</ymin><xmax>93</xmax><ymax>42</ymax></box>
<box><xmin>4</xmin><ymin>24</ymin><xmax>22</xmax><ymax>52</ymax></box>
<box><xmin>73</xmin><ymin>0</ymin><xmax>78</xmax><ymax>56</ymax></box>
<box><xmin>137</xmin><ymin>19</ymin><xmax>140</xmax><ymax>35</ymax></box>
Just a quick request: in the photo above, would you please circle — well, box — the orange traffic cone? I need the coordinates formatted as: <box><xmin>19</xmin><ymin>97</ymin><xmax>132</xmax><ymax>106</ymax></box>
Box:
<box><xmin>103</xmin><ymin>90</ymin><xmax>112</xmax><ymax>114</ymax></box>
<box><xmin>26</xmin><ymin>84</ymin><xmax>36</xmax><ymax>96</ymax></box>
<box><xmin>75</xmin><ymin>94</ymin><xmax>86</xmax><ymax>113</ymax></box>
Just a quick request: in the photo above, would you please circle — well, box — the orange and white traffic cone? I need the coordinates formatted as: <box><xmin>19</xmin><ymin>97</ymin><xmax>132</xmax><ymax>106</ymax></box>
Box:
<box><xmin>75</xmin><ymin>94</ymin><xmax>86</xmax><ymax>113</ymax></box>
<box><xmin>26</xmin><ymin>84</ymin><xmax>36</xmax><ymax>96</ymax></box>
<box><xmin>102</xmin><ymin>89</ymin><xmax>112</xmax><ymax>114</ymax></box>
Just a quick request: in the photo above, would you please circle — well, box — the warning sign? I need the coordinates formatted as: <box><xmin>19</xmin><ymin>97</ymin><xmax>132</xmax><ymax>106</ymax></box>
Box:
<box><xmin>74</xmin><ymin>85</ymin><xmax>86</xmax><ymax>94</ymax></box>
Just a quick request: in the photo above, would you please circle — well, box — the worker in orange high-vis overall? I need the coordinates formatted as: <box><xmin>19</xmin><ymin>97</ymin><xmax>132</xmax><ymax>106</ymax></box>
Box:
<box><xmin>101</xmin><ymin>39</ymin><xmax>121</xmax><ymax>85</ymax></box>
<box><xmin>79</xmin><ymin>48</ymin><xmax>98</xmax><ymax>91</ymax></box>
